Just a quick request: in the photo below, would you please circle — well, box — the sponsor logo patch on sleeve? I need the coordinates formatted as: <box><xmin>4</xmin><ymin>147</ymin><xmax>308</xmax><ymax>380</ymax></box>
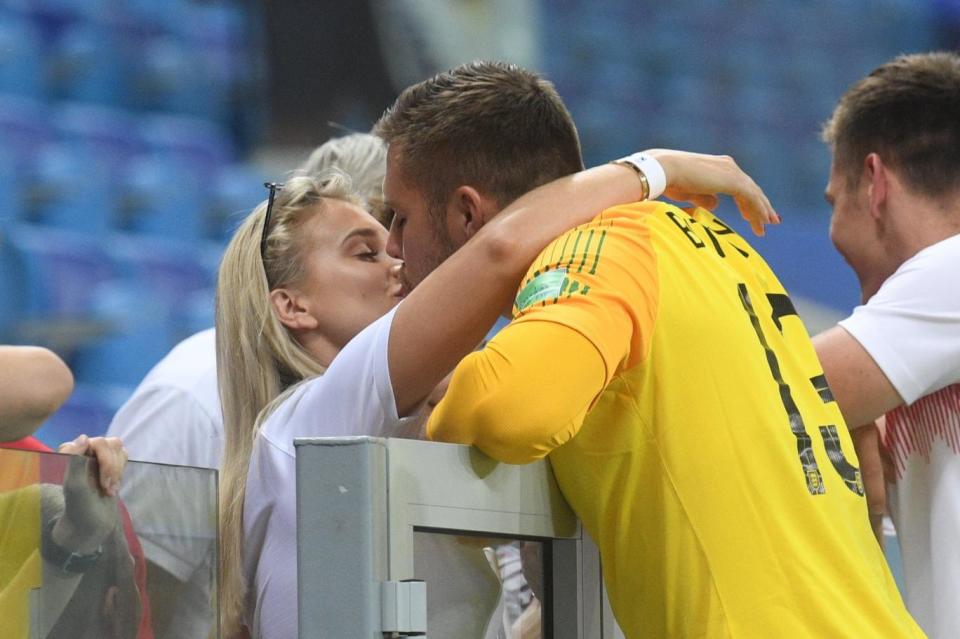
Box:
<box><xmin>515</xmin><ymin>268</ymin><xmax>567</xmax><ymax>312</ymax></box>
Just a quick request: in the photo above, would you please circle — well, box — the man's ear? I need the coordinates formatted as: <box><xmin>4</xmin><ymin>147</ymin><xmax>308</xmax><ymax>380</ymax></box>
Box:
<box><xmin>270</xmin><ymin>287</ymin><xmax>319</xmax><ymax>331</ymax></box>
<box><xmin>447</xmin><ymin>185</ymin><xmax>494</xmax><ymax>240</ymax></box>
<box><xmin>863</xmin><ymin>153</ymin><xmax>889</xmax><ymax>222</ymax></box>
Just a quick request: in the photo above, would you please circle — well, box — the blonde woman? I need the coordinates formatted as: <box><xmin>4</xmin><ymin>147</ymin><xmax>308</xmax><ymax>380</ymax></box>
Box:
<box><xmin>214</xmin><ymin>147</ymin><xmax>776</xmax><ymax>639</ymax></box>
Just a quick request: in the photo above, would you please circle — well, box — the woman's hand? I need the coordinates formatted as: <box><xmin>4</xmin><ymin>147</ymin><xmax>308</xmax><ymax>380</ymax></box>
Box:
<box><xmin>645</xmin><ymin>149</ymin><xmax>779</xmax><ymax>236</ymax></box>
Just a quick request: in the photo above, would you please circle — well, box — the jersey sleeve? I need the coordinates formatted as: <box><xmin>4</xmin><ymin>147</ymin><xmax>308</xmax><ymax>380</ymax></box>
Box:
<box><xmin>427</xmin><ymin>205</ymin><xmax>660</xmax><ymax>463</ymax></box>
<box><xmin>426</xmin><ymin>320</ymin><xmax>606</xmax><ymax>463</ymax></box>
<box><xmin>838</xmin><ymin>238</ymin><xmax>960</xmax><ymax>404</ymax></box>
<box><xmin>510</xmin><ymin>206</ymin><xmax>658</xmax><ymax>379</ymax></box>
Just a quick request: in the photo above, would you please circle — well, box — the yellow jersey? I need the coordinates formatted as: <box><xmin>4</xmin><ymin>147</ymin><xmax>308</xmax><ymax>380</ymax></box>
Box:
<box><xmin>428</xmin><ymin>202</ymin><xmax>922</xmax><ymax>637</ymax></box>
<box><xmin>0</xmin><ymin>449</ymin><xmax>42</xmax><ymax>639</ymax></box>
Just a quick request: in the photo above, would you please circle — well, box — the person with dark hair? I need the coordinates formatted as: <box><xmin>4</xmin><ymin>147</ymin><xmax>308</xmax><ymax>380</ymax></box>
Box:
<box><xmin>379</xmin><ymin>61</ymin><xmax>923</xmax><ymax>637</ymax></box>
<box><xmin>813</xmin><ymin>50</ymin><xmax>960</xmax><ymax>638</ymax></box>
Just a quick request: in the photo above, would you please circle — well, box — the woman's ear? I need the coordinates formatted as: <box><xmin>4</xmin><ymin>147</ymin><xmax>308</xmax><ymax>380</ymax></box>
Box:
<box><xmin>270</xmin><ymin>288</ymin><xmax>319</xmax><ymax>331</ymax></box>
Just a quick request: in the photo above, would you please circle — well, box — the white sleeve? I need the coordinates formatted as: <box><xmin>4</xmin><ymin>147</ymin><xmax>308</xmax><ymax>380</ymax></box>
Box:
<box><xmin>107</xmin><ymin>386</ymin><xmax>222</xmax><ymax>469</ymax></box>
<box><xmin>107</xmin><ymin>388</ymin><xmax>220</xmax><ymax>581</ymax></box>
<box><xmin>838</xmin><ymin>239</ymin><xmax>960</xmax><ymax>404</ymax></box>
<box><xmin>262</xmin><ymin>306</ymin><xmax>416</xmax><ymax>456</ymax></box>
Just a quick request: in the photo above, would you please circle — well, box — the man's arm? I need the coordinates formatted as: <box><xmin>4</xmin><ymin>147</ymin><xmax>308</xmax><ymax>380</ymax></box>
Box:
<box><xmin>0</xmin><ymin>346</ymin><xmax>74</xmax><ymax>442</ymax></box>
<box><xmin>428</xmin><ymin>206</ymin><xmax>656</xmax><ymax>462</ymax></box>
<box><xmin>812</xmin><ymin>326</ymin><xmax>904</xmax><ymax>429</ymax></box>
<box><xmin>427</xmin><ymin>320</ymin><xmax>607</xmax><ymax>463</ymax></box>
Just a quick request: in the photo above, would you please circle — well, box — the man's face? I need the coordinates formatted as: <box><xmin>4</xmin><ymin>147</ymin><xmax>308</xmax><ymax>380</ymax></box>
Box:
<box><xmin>825</xmin><ymin>158</ymin><xmax>875</xmax><ymax>295</ymax></box>
<box><xmin>383</xmin><ymin>146</ymin><xmax>458</xmax><ymax>288</ymax></box>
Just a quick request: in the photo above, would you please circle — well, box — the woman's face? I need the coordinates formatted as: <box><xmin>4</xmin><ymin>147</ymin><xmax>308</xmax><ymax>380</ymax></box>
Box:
<box><xmin>281</xmin><ymin>200</ymin><xmax>406</xmax><ymax>362</ymax></box>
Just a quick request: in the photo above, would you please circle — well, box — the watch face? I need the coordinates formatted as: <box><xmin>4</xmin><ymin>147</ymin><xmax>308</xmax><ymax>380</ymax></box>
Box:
<box><xmin>41</xmin><ymin>517</ymin><xmax>104</xmax><ymax>574</ymax></box>
<box><xmin>62</xmin><ymin>547</ymin><xmax>105</xmax><ymax>573</ymax></box>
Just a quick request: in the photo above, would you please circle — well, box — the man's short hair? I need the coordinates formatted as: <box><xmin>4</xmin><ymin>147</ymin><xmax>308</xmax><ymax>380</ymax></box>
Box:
<box><xmin>375</xmin><ymin>61</ymin><xmax>584</xmax><ymax>218</ymax></box>
<box><xmin>822</xmin><ymin>51</ymin><xmax>960</xmax><ymax>197</ymax></box>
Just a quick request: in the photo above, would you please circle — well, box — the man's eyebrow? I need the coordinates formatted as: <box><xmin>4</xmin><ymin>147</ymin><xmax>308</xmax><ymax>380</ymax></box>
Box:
<box><xmin>340</xmin><ymin>227</ymin><xmax>379</xmax><ymax>245</ymax></box>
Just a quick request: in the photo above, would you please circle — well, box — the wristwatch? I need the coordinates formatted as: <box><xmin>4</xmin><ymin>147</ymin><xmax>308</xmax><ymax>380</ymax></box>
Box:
<box><xmin>41</xmin><ymin>517</ymin><xmax>104</xmax><ymax>574</ymax></box>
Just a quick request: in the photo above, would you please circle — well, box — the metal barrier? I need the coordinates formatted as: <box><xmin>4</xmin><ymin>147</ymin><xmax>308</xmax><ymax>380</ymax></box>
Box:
<box><xmin>296</xmin><ymin>436</ymin><xmax>623</xmax><ymax>639</ymax></box>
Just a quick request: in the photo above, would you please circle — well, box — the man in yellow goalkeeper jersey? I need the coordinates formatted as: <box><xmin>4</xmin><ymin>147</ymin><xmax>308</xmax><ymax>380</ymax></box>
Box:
<box><xmin>375</xmin><ymin>60</ymin><xmax>923</xmax><ymax>637</ymax></box>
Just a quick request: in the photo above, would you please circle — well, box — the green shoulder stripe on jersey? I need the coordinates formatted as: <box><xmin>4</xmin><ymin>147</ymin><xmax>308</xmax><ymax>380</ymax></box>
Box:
<box><xmin>515</xmin><ymin>268</ymin><xmax>567</xmax><ymax>311</ymax></box>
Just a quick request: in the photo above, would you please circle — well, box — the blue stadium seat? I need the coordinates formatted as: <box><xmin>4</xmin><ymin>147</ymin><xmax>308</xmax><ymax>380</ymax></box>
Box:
<box><xmin>176</xmin><ymin>287</ymin><xmax>215</xmax><ymax>339</ymax></box>
<box><xmin>106</xmin><ymin>233</ymin><xmax>218</xmax><ymax>314</ymax></box>
<box><xmin>123</xmin><ymin>0</ymin><xmax>191</xmax><ymax>35</ymax></box>
<box><xmin>0</xmin><ymin>94</ymin><xmax>53</xmax><ymax>166</ymax></box>
<box><xmin>28</xmin><ymin>143</ymin><xmax>114</xmax><ymax>233</ymax></box>
<box><xmin>0</xmin><ymin>224</ymin><xmax>27</xmax><ymax>340</ymax></box>
<box><xmin>33</xmin><ymin>383</ymin><xmax>131</xmax><ymax>444</ymax></box>
<box><xmin>0</xmin><ymin>146</ymin><xmax>24</xmax><ymax>225</ymax></box>
<box><xmin>70</xmin><ymin>281</ymin><xmax>177</xmax><ymax>386</ymax></box>
<box><xmin>118</xmin><ymin>154</ymin><xmax>207</xmax><ymax>240</ymax></box>
<box><xmin>0</xmin><ymin>12</ymin><xmax>45</xmax><ymax>98</ymax></box>
<box><xmin>138</xmin><ymin>112</ymin><xmax>235</xmax><ymax>181</ymax></box>
<box><xmin>6</xmin><ymin>223</ymin><xmax>116</xmax><ymax>318</ymax></box>
<box><xmin>48</xmin><ymin>21</ymin><xmax>129</xmax><ymax>106</ymax></box>
<box><xmin>134</xmin><ymin>35</ymin><xmax>220</xmax><ymax>118</ymax></box>
<box><xmin>211</xmin><ymin>163</ymin><xmax>268</xmax><ymax>239</ymax></box>
<box><xmin>54</xmin><ymin>101</ymin><xmax>143</xmax><ymax>177</ymax></box>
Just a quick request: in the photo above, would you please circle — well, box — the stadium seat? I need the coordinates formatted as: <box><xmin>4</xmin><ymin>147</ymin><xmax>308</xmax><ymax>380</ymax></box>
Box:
<box><xmin>0</xmin><ymin>12</ymin><xmax>45</xmax><ymax>99</ymax></box>
<box><xmin>135</xmin><ymin>35</ymin><xmax>220</xmax><ymax>118</ymax></box>
<box><xmin>106</xmin><ymin>232</ymin><xmax>218</xmax><ymax>315</ymax></box>
<box><xmin>3</xmin><ymin>224</ymin><xmax>118</xmax><ymax>353</ymax></box>
<box><xmin>211</xmin><ymin>163</ymin><xmax>268</xmax><ymax>240</ymax></box>
<box><xmin>6</xmin><ymin>223</ymin><xmax>116</xmax><ymax>318</ymax></box>
<box><xmin>33</xmin><ymin>382</ymin><xmax>131</xmax><ymax>445</ymax></box>
<box><xmin>0</xmin><ymin>94</ymin><xmax>53</xmax><ymax>165</ymax></box>
<box><xmin>138</xmin><ymin>112</ymin><xmax>236</xmax><ymax>181</ymax></box>
<box><xmin>0</xmin><ymin>147</ymin><xmax>24</xmax><ymax>226</ymax></box>
<box><xmin>48</xmin><ymin>21</ymin><xmax>129</xmax><ymax>106</ymax></box>
<box><xmin>54</xmin><ymin>101</ymin><xmax>143</xmax><ymax>177</ymax></box>
<box><xmin>0</xmin><ymin>226</ymin><xmax>26</xmax><ymax>340</ymax></box>
<box><xmin>70</xmin><ymin>280</ymin><xmax>177</xmax><ymax>386</ymax></box>
<box><xmin>118</xmin><ymin>154</ymin><xmax>207</xmax><ymax>240</ymax></box>
<box><xmin>28</xmin><ymin>143</ymin><xmax>114</xmax><ymax>233</ymax></box>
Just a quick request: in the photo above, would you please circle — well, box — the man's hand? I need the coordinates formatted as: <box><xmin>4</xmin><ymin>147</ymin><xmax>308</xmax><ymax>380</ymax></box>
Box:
<box><xmin>52</xmin><ymin>435</ymin><xmax>127</xmax><ymax>554</ymax></box>
<box><xmin>645</xmin><ymin>149</ymin><xmax>779</xmax><ymax>236</ymax></box>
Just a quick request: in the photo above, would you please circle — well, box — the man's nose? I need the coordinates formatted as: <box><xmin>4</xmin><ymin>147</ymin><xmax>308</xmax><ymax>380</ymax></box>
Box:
<box><xmin>386</xmin><ymin>219</ymin><xmax>403</xmax><ymax>260</ymax></box>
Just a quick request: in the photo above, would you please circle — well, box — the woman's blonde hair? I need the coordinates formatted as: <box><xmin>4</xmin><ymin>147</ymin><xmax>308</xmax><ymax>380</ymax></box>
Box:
<box><xmin>299</xmin><ymin>132</ymin><xmax>389</xmax><ymax>226</ymax></box>
<box><xmin>215</xmin><ymin>172</ymin><xmax>356</xmax><ymax>638</ymax></box>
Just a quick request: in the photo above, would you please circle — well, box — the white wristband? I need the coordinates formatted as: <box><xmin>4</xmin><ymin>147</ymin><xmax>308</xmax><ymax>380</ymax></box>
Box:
<box><xmin>615</xmin><ymin>153</ymin><xmax>667</xmax><ymax>200</ymax></box>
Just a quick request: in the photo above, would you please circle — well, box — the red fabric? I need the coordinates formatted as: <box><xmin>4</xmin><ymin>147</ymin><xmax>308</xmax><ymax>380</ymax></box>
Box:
<box><xmin>0</xmin><ymin>436</ymin><xmax>51</xmax><ymax>452</ymax></box>
<box><xmin>119</xmin><ymin>501</ymin><xmax>154</xmax><ymax>639</ymax></box>
<box><xmin>0</xmin><ymin>437</ymin><xmax>155</xmax><ymax>639</ymax></box>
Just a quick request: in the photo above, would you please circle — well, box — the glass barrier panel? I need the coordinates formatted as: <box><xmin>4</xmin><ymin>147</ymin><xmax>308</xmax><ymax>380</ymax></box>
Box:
<box><xmin>414</xmin><ymin>530</ymin><xmax>546</xmax><ymax>639</ymax></box>
<box><xmin>0</xmin><ymin>447</ymin><xmax>218</xmax><ymax>639</ymax></box>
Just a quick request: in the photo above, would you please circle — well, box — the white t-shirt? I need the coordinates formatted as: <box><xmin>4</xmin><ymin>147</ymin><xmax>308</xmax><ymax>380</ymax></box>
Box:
<box><xmin>838</xmin><ymin>232</ymin><xmax>960</xmax><ymax>639</ymax></box>
<box><xmin>242</xmin><ymin>306</ymin><xmax>418</xmax><ymax>639</ymax></box>
<box><xmin>107</xmin><ymin>327</ymin><xmax>222</xmax><ymax>639</ymax></box>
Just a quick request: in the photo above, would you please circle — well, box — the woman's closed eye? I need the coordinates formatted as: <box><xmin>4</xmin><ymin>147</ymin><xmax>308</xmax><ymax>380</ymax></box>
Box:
<box><xmin>355</xmin><ymin>246</ymin><xmax>380</xmax><ymax>261</ymax></box>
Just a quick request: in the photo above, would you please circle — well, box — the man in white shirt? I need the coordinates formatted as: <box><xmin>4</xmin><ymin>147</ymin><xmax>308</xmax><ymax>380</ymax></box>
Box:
<box><xmin>106</xmin><ymin>328</ymin><xmax>220</xmax><ymax>639</ymax></box>
<box><xmin>813</xmin><ymin>51</ymin><xmax>960</xmax><ymax>638</ymax></box>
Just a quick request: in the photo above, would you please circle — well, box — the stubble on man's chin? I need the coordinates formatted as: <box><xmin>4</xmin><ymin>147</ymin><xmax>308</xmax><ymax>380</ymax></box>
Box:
<box><xmin>409</xmin><ymin>217</ymin><xmax>459</xmax><ymax>290</ymax></box>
